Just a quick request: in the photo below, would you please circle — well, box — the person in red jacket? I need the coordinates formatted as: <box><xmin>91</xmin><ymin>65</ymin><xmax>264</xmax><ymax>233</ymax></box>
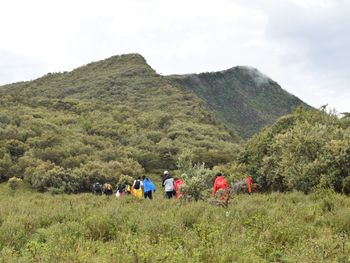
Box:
<box><xmin>174</xmin><ymin>177</ymin><xmax>184</xmax><ymax>200</ymax></box>
<box><xmin>212</xmin><ymin>172</ymin><xmax>229</xmax><ymax>200</ymax></box>
<box><xmin>247</xmin><ymin>175</ymin><xmax>253</xmax><ymax>194</ymax></box>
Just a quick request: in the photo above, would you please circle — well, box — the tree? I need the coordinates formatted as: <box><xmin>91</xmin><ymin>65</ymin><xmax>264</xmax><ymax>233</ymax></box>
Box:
<box><xmin>177</xmin><ymin>150</ymin><xmax>213</xmax><ymax>201</ymax></box>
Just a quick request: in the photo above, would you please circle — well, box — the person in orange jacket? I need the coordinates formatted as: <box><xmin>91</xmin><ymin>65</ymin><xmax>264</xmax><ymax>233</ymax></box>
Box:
<box><xmin>247</xmin><ymin>176</ymin><xmax>253</xmax><ymax>194</ymax></box>
<box><xmin>174</xmin><ymin>177</ymin><xmax>184</xmax><ymax>200</ymax></box>
<box><xmin>212</xmin><ymin>172</ymin><xmax>229</xmax><ymax>200</ymax></box>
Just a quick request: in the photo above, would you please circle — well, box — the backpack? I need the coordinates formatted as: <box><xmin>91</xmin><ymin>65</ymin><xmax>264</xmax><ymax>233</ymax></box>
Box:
<box><xmin>104</xmin><ymin>183</ymin><xmax>112</xmax><ymax>191</ymax></box>
<box><xmin>93</xmin><ymin>183</ymin><xmax>102</xmax><ymax>193</ymax></box>
<box><xmin>118</xmin><ymin>184</ymin><xmax>126</xmax><ymax>192</ymax></box>
<box><xmin>134</xmin><ymin>180</ymin><xmax>141</xmax><ymax>190</ymax></box>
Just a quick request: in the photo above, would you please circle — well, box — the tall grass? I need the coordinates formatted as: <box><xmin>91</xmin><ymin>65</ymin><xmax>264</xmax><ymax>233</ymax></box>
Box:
<box><xmin>0</xmin><ymin>184</ymin><xmax>349</xmax><ymax>262</ymax></box>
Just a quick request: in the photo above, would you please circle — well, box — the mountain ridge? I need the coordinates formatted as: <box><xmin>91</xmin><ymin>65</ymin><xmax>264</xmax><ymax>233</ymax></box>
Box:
<box><xmin>167</xmin><ymin>65</ymin><xmax>307</xmax><ymax>138</ymax></box>
<box><xmin>1</xmin><ymin>53</ymin><xmax>307</xmax><ymax>138</ymax></box>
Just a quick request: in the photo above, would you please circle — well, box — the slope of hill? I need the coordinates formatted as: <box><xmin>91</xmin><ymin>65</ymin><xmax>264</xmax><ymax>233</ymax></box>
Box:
<box><xmin>168</xmin><ymin>66</ymin><xmax>307</xmax><ymax>138</ymax></box>
<box><xmin>0</xmin><ymin>54</ymin><xmax>239</xmax><ymax>192</ymax></box>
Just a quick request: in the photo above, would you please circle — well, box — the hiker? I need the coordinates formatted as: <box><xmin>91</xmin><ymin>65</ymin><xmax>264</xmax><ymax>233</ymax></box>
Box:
<box><xmin>116</xmin><ymin>182</ymin><xmax>126</xmax><ymax>198</ymax></box>
<box><xmin>162</xmin><ymin>170</ymin><xmax>170</xmax><ymax>185</ymax></box>
<box><xmin>103</xmin><ymin>182</ymin><xmax>113</xmax><ymax>196</ymax></box>
<box><xmin>246</xmin><ymin>176</ymin><xmax>257</xmax><ymax>194</ymax></box>
<box><xmin>162</xmin><ymin>170</ymin><xmax>175</xmax><ymax>199</ymax></box>
<box><xmin>247</xmin><ymin>175</ymin><xmax>253</xmax><ymax>194</ymax></box>
<box><xmin>125</xmin><ymin>182</ymin><xmax>132</xmax><ymax>195</ymax></box>
<box><xmin>174</xmin><ymin>177</ymin><xmax>184</xmax><ymax>200</ymax></box>
<box><xmin>212</xmin><ymin>172</ymin><xmax>229</xmax><ymax>200</ymax></box>
<box><xmin>142</xmin><ymin>175</ymin><xmax>156</xmax><ymax>199</ymax></box>
<box><xmin>132</xmin><ymin>176</ymin><xmax>143</xmax><ymax>199</ymax></box>
<box><xmin>231</xmin><ymin>179</ymin><xmax>244</xmax><ymax>194</ymax></box>
<box><xmin>92</xmin><ymin>182</ymin><xmax>102</xmax><ymax>195</ymax></box>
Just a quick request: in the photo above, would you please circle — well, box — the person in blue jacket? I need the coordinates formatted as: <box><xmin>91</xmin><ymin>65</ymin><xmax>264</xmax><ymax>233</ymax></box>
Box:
<box><xmin>142</xmin><ymin>175</ymin><xmax>156</xmax><ymax>200</ymax></box>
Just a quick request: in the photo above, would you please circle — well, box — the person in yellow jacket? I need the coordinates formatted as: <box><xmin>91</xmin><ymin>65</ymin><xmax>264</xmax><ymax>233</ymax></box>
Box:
<box><xmin>132</xmin><ymin>176</ymin><xmax>143</xmax><ymax>199</ymax></box>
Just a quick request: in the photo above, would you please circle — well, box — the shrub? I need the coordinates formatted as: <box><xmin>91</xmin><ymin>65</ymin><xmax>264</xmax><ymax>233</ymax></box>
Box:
<box><xmin>118</xmin><ymin>174</ymin><xmax>134</xmax><ymax>185</ymax></box>
<box><xmin>238</xmin><ymin>108</ymin><xmax>350</xmax><ymax>193</ymax></box>
<box><xmin>7</xmin><ymin>177</ymin><xmax>23</xmax><ymax>191</ymax></box>
<box><xmin>342</xmin><ymin>176</ymin><xmax>350</xmax><ymax>195</ymax></box>
<box><xmin>84</xmin><ymin>214</ymin><xmax>116</xmax><ymax>241</ymax></box>
<box><xmin>177</xmin><ymin>150</ymin><xmax>213</xmax><ymax>201</ymax></box>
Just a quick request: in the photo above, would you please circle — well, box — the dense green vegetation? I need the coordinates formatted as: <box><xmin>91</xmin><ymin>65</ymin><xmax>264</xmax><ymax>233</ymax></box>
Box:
<box><xmin>1</xmin><ymin>183</ymin><xmax>350</xmax><ymax>262</ymax></box>
<box><xmin>235</xmin><ymin>107</ymin><xmax>350</xmax><ymax>194</ymax></box>
<box><xmin>168</xmin><ymin>67</ymin><xmax>306</xmax><ymax>138</ymax></box>
<box><xmin>0</xmin><ymin>54</ymin><xmax>240</xmax><ymax>192</ymax></box>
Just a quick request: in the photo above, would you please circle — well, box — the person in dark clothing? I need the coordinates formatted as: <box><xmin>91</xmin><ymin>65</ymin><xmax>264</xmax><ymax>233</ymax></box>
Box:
<box><xmin>103</xmin><ymin>182</ymin><xmax>113</xmax><ymax>196</ymax></box>
<box><xmin>118</xmin><ymin>183</ymin><xmax>126</xmax><ymax>193</ymax></box>
<box><xmin>116</xmin><ymin>183</ymin><xmax>126</xmax><ymax>198</ymax></box>
<box><xmin>92</xmin><ymin>182</ymin><xmax>103</xmax><ymax>195</ymax></box>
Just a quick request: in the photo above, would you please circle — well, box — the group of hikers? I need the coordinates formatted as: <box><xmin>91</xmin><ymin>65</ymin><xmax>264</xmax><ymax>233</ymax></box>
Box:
<box><xmin>92</xmin><ymin>171</ymin><xmax>255</xmax><ymax>201</ymax></box>
<box><xmin>92</xmin><ymin>171</ymin><xmax>185</xmax><ymax>200</ymax></box>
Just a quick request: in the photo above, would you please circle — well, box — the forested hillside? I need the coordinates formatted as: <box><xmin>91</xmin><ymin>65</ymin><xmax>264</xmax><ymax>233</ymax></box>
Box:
<box><xmin>0</xmin><ymin>54</ymin><xmax>240</xmax><ymax>192</ymax></box>
<box><xmin>0</xmin><ymin>53</ymin><xmax>309</xmax><ymax>193</ymax></box>
<box><xmin>168</xmin><ymin>67</ymin><xmax>306</xmax><ymax>138</ymax></box>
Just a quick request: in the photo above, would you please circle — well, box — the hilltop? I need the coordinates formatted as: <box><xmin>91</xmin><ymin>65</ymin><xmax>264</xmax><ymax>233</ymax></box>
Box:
<box><xmin>3</xmin><ymin>54</ymin><xmax>306</xmax><ymax>138</ymax></box>
<box><xmin>168</xmin><ymin>66</ymin><xmax>306</xmax><ymax>138</ymax></box>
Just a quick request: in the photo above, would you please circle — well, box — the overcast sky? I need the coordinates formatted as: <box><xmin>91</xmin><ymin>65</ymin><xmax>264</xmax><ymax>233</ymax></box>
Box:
<box><xmin>1</xmin><ymin>0</ymin><xmax>349</xmax><ymax>112</ymax></box>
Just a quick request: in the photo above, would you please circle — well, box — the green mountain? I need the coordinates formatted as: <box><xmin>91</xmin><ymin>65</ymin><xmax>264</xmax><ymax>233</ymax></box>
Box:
<box><xmin>168</xmin><ymin>67</ymin><xmax>306</xmax><ymax>138</ymax></box>
<box><xmin>0</xmin><ymin>53</ymin><xmax>306</xmax><ymax>192</ymax></box>
<box><xmin>0</xmin><ymin>54</ymin><xmax>238</xmax><ymax>192</ymax></box>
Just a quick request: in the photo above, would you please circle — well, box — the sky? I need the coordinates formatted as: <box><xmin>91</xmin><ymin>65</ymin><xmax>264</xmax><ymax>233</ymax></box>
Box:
<box><xmin>1</xmin><ymin>0</ymin><xmax>349</xmax><ymax>112</ymax></box>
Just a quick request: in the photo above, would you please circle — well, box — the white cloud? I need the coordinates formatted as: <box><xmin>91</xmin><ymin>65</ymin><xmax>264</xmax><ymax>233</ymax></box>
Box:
<box><xmin>0</xmin><ymin>0</ymin><xmax>349</xmax><ymax>112</ymax></box>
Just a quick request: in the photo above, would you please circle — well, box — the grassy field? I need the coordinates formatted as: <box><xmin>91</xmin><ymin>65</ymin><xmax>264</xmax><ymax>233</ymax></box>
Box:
<box><xmin>0</xmin><ymin>183</ymin><xmax>349</xmax><ymax>263</ymax></box>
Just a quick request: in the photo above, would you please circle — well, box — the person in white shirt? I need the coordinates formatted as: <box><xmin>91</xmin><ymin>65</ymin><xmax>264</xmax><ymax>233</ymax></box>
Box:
<box><xmin>162</xmin><ymin>171</ymin><xmax>174</xmax><ymax>198</ymax></box>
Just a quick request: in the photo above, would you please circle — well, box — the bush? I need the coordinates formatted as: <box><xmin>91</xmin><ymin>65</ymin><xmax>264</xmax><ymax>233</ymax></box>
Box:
<box><xmin>342</xmin><ymin>176</ymin><xmax>350</xmax><ymax>195</ymax></box>
<box><xmin>7</xmin><ymin>177</ymin><xmax>23</xmax><ymax>191</ymax></box>
<box><xmin>177</xmin><ymin>150</ymin><xmax>213</xmax><ymax>201</ymax></box>
<box><xmin>84</xmin><ymin>214</ymin><xmax>116</xmax><ymax>241</ymax></box>
<box><xmin>118</xmin><ymin>174</ymin><xmax>134</xmax><ymax>185</ymax></box>
<box><xmin>238</xmin><ymin>108</ymin><xmax>350</xmax><ymax>193</ymax></box>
